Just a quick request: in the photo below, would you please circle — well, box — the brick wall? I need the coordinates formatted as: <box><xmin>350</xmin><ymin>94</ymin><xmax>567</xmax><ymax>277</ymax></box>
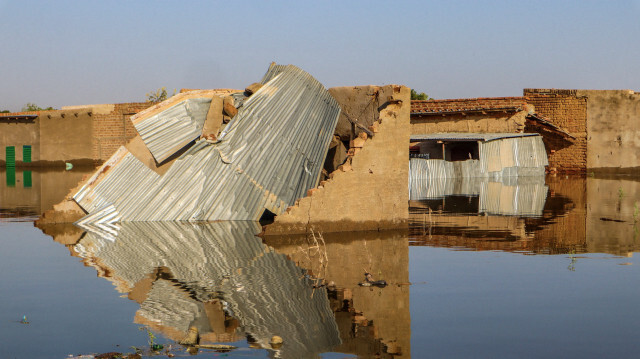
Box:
<box><xmin>92</xmin><ymin>102</ymin><xmax>153</xmax><ymax>162</ymax></box>
<box><xmin>523</xmin><ymin>89</ymin><xmax>588</xmax><ymax>173</ymax></box>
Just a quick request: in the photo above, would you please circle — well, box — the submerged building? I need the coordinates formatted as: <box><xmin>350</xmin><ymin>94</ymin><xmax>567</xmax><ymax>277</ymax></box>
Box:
<box><xmin>0</xmin><ymin>103</ymin><xmax>153</xmax><ymax>167</ymax></box>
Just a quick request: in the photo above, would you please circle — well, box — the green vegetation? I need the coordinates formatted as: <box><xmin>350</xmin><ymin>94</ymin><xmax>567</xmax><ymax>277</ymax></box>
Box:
<box><xmin>21</xmin><ymin>103</ymin><xmax>55</xmax><ymax>111</ymax></box>
<box><xmin>618</xmin><ymin>187</ymin><xmax>625</xmax><ymax>199</ymax></box>
<box><xmin>146</xmin><ymin>87</ymin><xmax>176</xmax><ymax>103</ymax></box>
<box><xmin>1</xmin><ymin>110</ymin><xmax>10</xmax><ymax>113</ymax></box>
<box><xmin>411</xmin><ymin>89</ymin><xmax>431</xmax><ymax>100</ymax></box>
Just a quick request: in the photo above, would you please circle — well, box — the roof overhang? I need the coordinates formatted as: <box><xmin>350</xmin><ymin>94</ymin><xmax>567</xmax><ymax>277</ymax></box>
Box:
<box><xmin>410</xmin><ymin>133</ymin><xmax>540</xmax><ymax>142</ymax></box>
<box><xmin>411</xmin><ymin>107</ymin><xmax>522</xmax><ymax>116</ymax></box>
<box><xmin>0</xmin><ymin>114</ymin><xmax>38</xmax><ymax>121</ymax></box>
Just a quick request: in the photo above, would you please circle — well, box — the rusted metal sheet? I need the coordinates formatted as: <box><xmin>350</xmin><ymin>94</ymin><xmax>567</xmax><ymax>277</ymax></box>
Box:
<box><xmin>73</xmin><ymin>64</ymin><xmax>341</xmax><ymax>223</ymax></box>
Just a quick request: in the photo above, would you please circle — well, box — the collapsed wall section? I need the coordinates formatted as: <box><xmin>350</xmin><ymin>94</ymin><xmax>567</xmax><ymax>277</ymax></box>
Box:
<box><xmin>264</xmin><ymin>85</ymin><xmax>411</xmax><ymax>235</ymax></box>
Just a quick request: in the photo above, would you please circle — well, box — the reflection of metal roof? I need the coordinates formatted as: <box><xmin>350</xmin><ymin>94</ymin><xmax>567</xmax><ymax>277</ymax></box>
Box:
<box><xmin>74</xmin><ymin>221</ymin><xmax>341</xmax><ymax>357</ymax></box>
<box><xmin>410</xmin><ymin>132</ymin><xmax>540</xmax><ymax>142</ymax></box>
<box><xmin>133</xmin><ymin>98</ymin><xmax>212</xmax><ymax>163</ymax></box>
<box><xmin>73</xmin><ymin>64</ymin><xmax>341</xmax><ymax>222</ymax></box>
<box><xmin>409</xmin><ymin>172</ymin><xmax>548</xmax><ymax>217</ymax></box>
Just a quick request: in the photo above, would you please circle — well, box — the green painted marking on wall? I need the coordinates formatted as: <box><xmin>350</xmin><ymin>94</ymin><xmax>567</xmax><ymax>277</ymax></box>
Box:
<box><xmin>23</xmin><ymin>145</ymin><xmax>32</xmax><ymax>163</ymax></box>
<box><xmin>23</xmin><ymin>170</ymin><xmax>32</xmax><ymax>188</ymax></box>
<box><xmin>6</xmin><ymin>146</ymin><xmax>15</xmax><ymax>168</ymax></box>
<box><xmin>6</xmin><ymin>167</ymin><xmax>15</xmax><ymax>187</ymax></box>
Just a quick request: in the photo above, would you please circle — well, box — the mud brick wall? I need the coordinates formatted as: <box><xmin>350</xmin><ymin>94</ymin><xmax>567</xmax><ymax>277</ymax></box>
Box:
<box><xmin>410</xmin><ymin>97</ymin><xmax>530</xmax><ymax>135</ymax></box>
<box><xmin>92</xmin><ymin>102</ymin><xmax>153</xmax><ymax>163</ymax></box>
<box><xmin>577</xmin><ymin>90</ymin><xmax>640</xmax><ymax>173</ymax></box>
<box><xmin>411</xmin><ymin>111</ymin><xmax>528</xmax><ymax>134</ymax></box>
<box><xmin>524</xmin><ymin>89</ymin><xmax>588</xmax><ymax>173</ymax></box>
<box><xmin>266</xmin><ymin>85</ymin><xmax>411</xmax><ymax>234</ymax></box>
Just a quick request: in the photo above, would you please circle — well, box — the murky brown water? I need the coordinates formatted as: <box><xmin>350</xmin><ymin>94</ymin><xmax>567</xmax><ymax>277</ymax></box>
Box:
<box><xmin>1</xmin><ymin>170</ymin><xmax>639</xmax><ymax>358</ymax></box>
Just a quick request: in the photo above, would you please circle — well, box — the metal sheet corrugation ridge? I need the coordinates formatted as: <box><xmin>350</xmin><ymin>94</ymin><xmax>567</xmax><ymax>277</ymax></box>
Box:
<box><xmin>259</xmin><ymin>62</ymin><xmax>288</xmax><ymax>84</ymax></box>
<box><xmin>73</xmin><ymin>64</ymin><xmax>340</xmax><ymax>223</ymax></box>
<box><xmin>134</xmin><ymin>98</ymin><xmax>211</xmax><ymax>163</ymax></box>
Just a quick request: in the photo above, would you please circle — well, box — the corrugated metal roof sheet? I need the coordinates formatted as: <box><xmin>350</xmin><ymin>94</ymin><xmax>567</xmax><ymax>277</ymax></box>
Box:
<box><xmin>73</xmin><ymin>64</ymin><xmax>341</xmax><ymax>223</ymax></box>
<box><xmin>410</xmin><ymin>132</ymin><xmax>540</xmax><ymax>142</ymax></box>
<box><xmin>133</xmin><ymin>97</ymin><xmax>212</xmax><ymax>163</ymax></box>
<box><xmin>409</xmin><ymin>136</ymin><xmax>547</xmax><ymax>181</ymax></box>
<box><xmin>259</xmin><ymin>62</ymin><xmax>288</xmax><ymax>84</ymax></box>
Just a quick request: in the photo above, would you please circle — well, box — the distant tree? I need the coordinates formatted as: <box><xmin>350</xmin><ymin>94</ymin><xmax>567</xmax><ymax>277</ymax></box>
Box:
<box><xmin>146</xmin><ymin>87</ymin><xmax>176</xmax><ymax>103</ymax></box>
<box><xmin>21</xmin><ymin>103</ymin><xmax>54</xmax><ymax>111</ymax></box>
<box><xmin>1</xmin><ymin>110</ymin><xmax>9</xmax><ymax>113</ymax></box>
<box><xmin>411</xmin><ymin>89</ymin><xmax>432</xmax><ymax>101</ymax></box>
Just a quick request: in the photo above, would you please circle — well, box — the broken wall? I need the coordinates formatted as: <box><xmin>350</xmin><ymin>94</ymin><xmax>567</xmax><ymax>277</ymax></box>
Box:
<box><xmin>265</xmin><ymin>85</ymin><xmax>411</xmax><ymax>235</ymax></box>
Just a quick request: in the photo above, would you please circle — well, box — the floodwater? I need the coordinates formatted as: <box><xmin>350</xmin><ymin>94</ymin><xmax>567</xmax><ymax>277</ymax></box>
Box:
<box><xmin>1</xmin><ymin>169</ymin><xmax>640</xmax><ymax>358</ymax></box>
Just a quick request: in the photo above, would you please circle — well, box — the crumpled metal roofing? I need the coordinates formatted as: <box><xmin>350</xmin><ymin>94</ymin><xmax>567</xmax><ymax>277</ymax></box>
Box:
<box><xmin>73</xmin><ymin>64</ymin><xmax>341</xmax><ymax>223</ymax></box>
<box><xmin>133</xmin><ymin>98</ymin><xmax>212</xmax><ymax>163</ymax></box>
<box><xmin>259</xmin><ymin>62</ymin><xmax>287</xmax><ymax>84</ymax></box>
<box><xmin>73</xmin><ymin>221</ymin><xmax>341</xmax><ymax>357</ymax></box>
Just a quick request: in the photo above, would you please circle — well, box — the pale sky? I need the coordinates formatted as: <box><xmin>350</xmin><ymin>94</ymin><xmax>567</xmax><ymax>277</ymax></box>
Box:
<box><xmin>1</xmin><ymin>0</ymin><xmax>639</xmax><ymax>111</ymax></box>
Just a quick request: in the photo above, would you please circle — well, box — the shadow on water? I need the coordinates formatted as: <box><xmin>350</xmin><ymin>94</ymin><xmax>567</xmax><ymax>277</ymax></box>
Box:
<box><xmin>40</xmin><ymin>221</ymin><xmax>411</xmax><ymax>358</ymax></box>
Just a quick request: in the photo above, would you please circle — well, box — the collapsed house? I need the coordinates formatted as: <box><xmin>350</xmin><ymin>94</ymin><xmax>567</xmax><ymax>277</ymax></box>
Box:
<box><xmin>37</xmin><ymin>64</ymin><xmax>411</xmax><ymax>234</ymax></box>
<box><xmin>73</xmin><ymin>64</ymin><xmax>341</xmax><ymax>227</ymax></box>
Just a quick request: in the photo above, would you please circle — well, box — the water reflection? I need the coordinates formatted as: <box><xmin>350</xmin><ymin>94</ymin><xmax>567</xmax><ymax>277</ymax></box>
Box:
<box><xmin>65</xmin><ymin>221</ymin><xmax>340</xmax><ymax>358</ymax></box>
<box><xmin>411</xmin><ymin>175</ymin><xmax>640</xmax><ymax>256</ymax></box>
<box><xmin>410</xmin><ymin>175</ymin><xmax>548</xmax><ymax>217</ymax></box>
<box><xmin>0</xmin><ymin>168</ymin><xmax>91</xmax><ymax>220</ymax></box>
<box><xmin>265</xmin><ymin>230</ymin><xmax>411</xmax><ymax>357</ymax></box>
<box><xmin>43</xmin><ymin>221</ymin><xmax>412</xmax><ymax>358</ymax></box>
